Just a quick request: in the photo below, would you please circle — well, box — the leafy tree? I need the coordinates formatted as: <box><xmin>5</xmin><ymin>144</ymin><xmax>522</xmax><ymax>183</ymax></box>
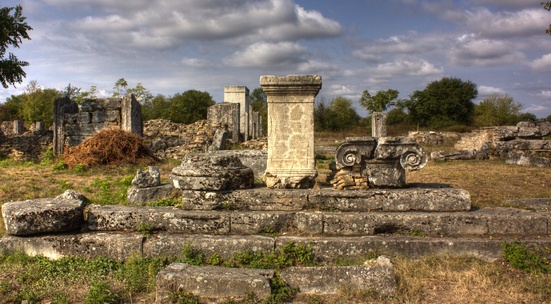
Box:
<box><xmin>358</xmin><ymin>89</ymin><xmax>399</xmax><ymax>114</ymax></box>
<box><xmin>543</xmin><ymin>1</ymin><xmax>551</xmax><ymax>35</ymax></box>
<box><xmin>0</xmin><ymin>94</ymin><xmax>23</xmax><ymax>121</ymax></box>
<box><xmin>112</xmin><ymin>78</ymin><xmax>153</xmax><ymax>104</ymax></box>
<box><xmin>165</xmin><ymin>90</ymin><xmax>215</xmax><ymax>124</ymax></box>
<box><xmin>314</xmin><ymin>97</ymin><xmax>359</xmax><ymax>131</ymax></box>
<box><xmin>142</xmin><ymin>94</ymin><xmax>170</xmax><ymax>121</ymax></box>
<box><xmin>249</xmin><ymin>87</ymin><xmax>267</xmax><ymax>133</ymax></box>
<box><xmin>0</xmin><ymin>5</ymin><xmax>32</xmax><ymax>88</ymax></box>
<box><xmin>20</xmin><ymin>87</ymin><xmax>61</xmax><ymax>126</ymax></box>
<box><xmin>474</xmin><ymin>94</ymin><xmax>524</xmax><ymax>126</ymax></box>
<box><xmin>405</xmin><ymin>77</ymin><xmax>477</xmax><ymax>128</ymax></box>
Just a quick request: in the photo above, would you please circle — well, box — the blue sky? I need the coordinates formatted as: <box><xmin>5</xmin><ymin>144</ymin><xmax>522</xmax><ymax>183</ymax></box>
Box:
<box><xmin>2</xmin><ymin>0</ymin><xmax>551</xmax><ymax>118</ymax></box>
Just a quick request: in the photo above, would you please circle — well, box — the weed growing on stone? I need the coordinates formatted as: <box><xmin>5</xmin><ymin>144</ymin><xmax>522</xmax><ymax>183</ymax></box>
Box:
<box><xmin>502</xmin><ymin>242</ymin><xmax>550</xmax><ymax>273</ymax></box>
<box><xmin>180</xmin><ymin>243</ymin><xmax>206</xmax><ymax>266</ymax></box>
<box><xmin>136</xmin><ymin>222</ymin><xmax>155</xmax><ymax>238</ymax></box>
<box><xmin>169</xmin><ymin>289</ymin><xmax>201</xmax><ymax>304</ymax></box>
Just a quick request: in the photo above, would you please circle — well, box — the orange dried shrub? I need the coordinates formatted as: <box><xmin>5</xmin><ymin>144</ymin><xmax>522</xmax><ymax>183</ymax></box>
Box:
<box><xmin>63</xmin><ymin>129</ymin><xmax>157</xmax><ymax>168</ymax></box>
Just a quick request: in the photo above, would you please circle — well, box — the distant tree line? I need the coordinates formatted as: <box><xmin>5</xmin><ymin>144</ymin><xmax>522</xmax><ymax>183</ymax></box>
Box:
<box><xmin>312</xmin><ymin>77</ymin><xmax>544</xmax><ymax>134</ymax></box>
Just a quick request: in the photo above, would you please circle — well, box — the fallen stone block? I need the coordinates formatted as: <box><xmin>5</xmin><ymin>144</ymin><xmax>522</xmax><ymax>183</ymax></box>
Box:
<box><xmin>156</xmin><ymin>263</ymin><xmax>274</xmax><ymax>302</ymax></box>
<box><xmin>2</xmin><ymin>198</ymin><xmax>84</xmax><ymax>236</ymax></box>
<box><xmin>127</xmin><ymin>184</ymin><xmax>182</xmax><ymax>205</ymax></box>
<box><xmin>230</xmin><ymin>211</ymin><xmax>297</xmax><ymax>235</ymax></box>
<box><xmin>280</xmin><ymin>256</ymin><xmax>396</xmax><ymax>296</ymax></box>
<box><xmin>0</xmin><ymin>232</ymin><xmax>143</xmax><ymax>261</ymax></box>
<box><xmin>170</xmin><ymin>153</ymin><xmax>254</xmax><ymax>191</ymax></box>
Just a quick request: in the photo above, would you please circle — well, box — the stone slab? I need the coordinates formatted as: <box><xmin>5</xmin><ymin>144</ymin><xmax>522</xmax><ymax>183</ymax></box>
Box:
<box><xmin>280</xmin><ymin>256</ymin><xmax>396</xmax><ymax>296</ymax></box>
<box><xmin>85</xmin><ymin>205</ymin><xmax>230</xmax><ymax>234</ymax></box>
<box><xmin>230</xmin><ymin>211</ymin><xmax>297</xmax><ymax>235</ymax></box>
<box><xmin>155</xmin><ymin>263</ymin><xmax>274</xmax><ymax>302</ymax></box>
<box><xmin>143</xmin><ymin>234</ymin><xmax>275</xmax><ymax>260</ymax></box>
<box><xmin>180</xmin><ymin>186</ymin><xmax>471</xmax><ymax>212</ymax></box>
<box><xmin>127</xmin><ymin>184</ymin><xmax>182</xmax><ymax>205</ymax></box>
<box><xmin>275</xmin><ymin>236</ymin><xmax>551</xmax><ymax>263</ymax></box>
<box><xmin>2</xmin><ymin>198</ymin><xmax>84</xmax><ymax>236</ymax></box>
<box><xmin>0</xmin><ymin>232</ymin><xmax>143</xmax><ymax>261</ymax></box>
<box><xmin>181</xmin><ymin>188</ymin><xmax>309</xmax><ymax>211</ymax></box>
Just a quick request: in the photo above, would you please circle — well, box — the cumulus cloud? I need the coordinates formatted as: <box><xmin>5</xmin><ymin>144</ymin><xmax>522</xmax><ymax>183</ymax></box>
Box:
<box><xmin>470</xmin><ymin>0</ymin><xmax>536</xmax><ymax>9</ymax></box>
<box><xmin>223</xmin><ymin>42</ymin><xmax>308</xmax><ymax>68</ymax></box>
<box><xmin>450</xmin><ymin>35</ymin><xmax>526</xmax><ymax>66</ymax></box>
<box><xmin>372</xmin><ymin>59</ymin><xmax>443</xmax><ymax>80</ymax></box>
<box><xmin>537</xmin><ymin>91</ymin><xmax>551</xmax><ymax>100</ymax></box>
<box><xmin>56</xmin><ymin>0</ymin><xmax>341</xmax><ymax>50</ymax></box>
<box><xmin>531</xmin><ymin>53</ymin><xmax>551</xmax><ymax>71</ymax></box>
<box><xmin>478</xmin><ymin>85</ymin><xmax>506</xmax><ymax>96</ymax></box>
<box><xmin>353</xmin><ymin>34</ymin><xmax>441</xmax><ymax>62</ymax></box>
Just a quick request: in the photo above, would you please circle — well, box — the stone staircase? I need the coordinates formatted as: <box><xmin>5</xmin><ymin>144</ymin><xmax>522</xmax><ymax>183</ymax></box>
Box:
<box><xmin>2</xmin><ymin>186</ymin><xmax>551</xmax><ymax>302</ymax></box>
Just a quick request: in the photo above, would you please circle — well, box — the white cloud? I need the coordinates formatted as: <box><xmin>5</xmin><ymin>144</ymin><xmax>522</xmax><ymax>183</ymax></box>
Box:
<box><xmin>352</xmin><ymin>34</ymin><xmax>440</xmax><ymax>62</ymax></box>
<box><xmin>181</xmin><ymin>57</ymin><xmax>216</xmax><ymax>68</ymax></box>
<box><xmin>464</xmin><ymin>8</ymin><xmax>549</xmax><ymax>38</ymax></box>
<box><xmin>450</xmin><ymin>36</ymin><xmax>526</xmax><ymax>66</ymax></box>
<box><xmin>537</xmin><ymin>91</ymin><xmax>551</xmax><ymax>100</ymax></box>
<box><xmin>372</xmin><ymin>59</ymin><xmax>443</xmax><ymax>80</ymax></box>
<box><xmin>478</xmin><ymin>85</ymin><xmax>506</xmax><ymax>96</ymax></box>
<box><xmin>470</xmin><ymin>0</ymin><xmax>537</xmax><ymax>9</ymax></box>
<box><xmin>223</xmin><ymin>42</ymin><xmax>308</xmax><ymax>68</ymax></box>
<box><xmin>531</xmin><ymin>53</ymin><xmax>551</xmax><ymax>71</ymax></box>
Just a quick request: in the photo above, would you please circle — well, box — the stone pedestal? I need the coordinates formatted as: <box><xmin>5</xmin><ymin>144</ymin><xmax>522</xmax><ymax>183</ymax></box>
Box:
<box><xmin>224</xmin><ymin>86</ymin><xmax>249</xmax><ymax>141</ymax></box>
<box><xmin>260</xmin><ymin>75</ymin><xmax>322</xmax><ymax>189</ymax></box>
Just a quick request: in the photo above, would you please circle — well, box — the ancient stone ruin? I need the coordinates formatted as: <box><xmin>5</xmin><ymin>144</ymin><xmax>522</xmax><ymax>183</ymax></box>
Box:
<box><xmin>431</xmin><ymin>120</ymin><xmax>551</xmax><ymax>167</ymax></box>
<box><xmin>3</xmin><ymin>75</ymin><xmax>551</xmax><ymax>302</ymax></box>
<box><xmin>0</xmin><ymin>120</ymin><xmax>52</xmax><ymax>160</ymax></box>
<box><xmin>53</xmin><ymin>94</ymin><xmax>143</xmax><ymax>156</ymax></box>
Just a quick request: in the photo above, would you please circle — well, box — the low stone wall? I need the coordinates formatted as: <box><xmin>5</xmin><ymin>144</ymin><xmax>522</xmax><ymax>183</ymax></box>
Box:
<box><xmin>408</xmin><ymin>131</ymin><xmax>461</xmax><ymax>146</ymax></box>
<box><xmin>0</xmin><ymin>128</ymin><xmax>53</xmax><ymax>161</ymax></box>
<box><xmin>433</xmin><ymin>120</ymin><xmax>551</xmax><ymax>166</ymax></box>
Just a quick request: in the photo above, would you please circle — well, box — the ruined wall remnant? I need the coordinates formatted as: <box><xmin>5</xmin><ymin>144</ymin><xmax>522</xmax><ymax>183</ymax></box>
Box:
<box><xmin>224</xmin><ymin>86</ymin><xmax>250</xmax><ymax>141</ymax></box>
<box><xmin>207</xmin><ymin>103</ymin><xmax>240</xmax><ymax>143</ymax></box>
<box><xmin>53</xmin><ymin>95</ymin><xmax>143</xmax><ymax>156</ymax></box>
<box><xmin>432</xmin><ymin>120</ymin><xmax>551</xmax><ymax>167</ymax></box>
<box><xmin>0</xmin><ymin>120</ymin><xmax>52</xmax><ymax>161</ymax></box>
<box><xmin>372</xmin><ymin>112</ymin><xmax>387</xmax><ymax>137</ymax></box>
<box><xmin>260</xmin><ymin>75</ymin><xmax>322</xmax><ymax>189</ymax></box>
<box><xmin>249</xmin><ymin>111</ymin><xmax>262</xmax><ymax>139</ymax></box>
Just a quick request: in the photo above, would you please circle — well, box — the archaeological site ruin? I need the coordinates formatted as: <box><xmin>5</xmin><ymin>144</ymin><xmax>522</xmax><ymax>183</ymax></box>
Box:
<box><xmin>1</xmin><ymin>74</ymin><xmax>551</xmax><ymax>302</ymax></box>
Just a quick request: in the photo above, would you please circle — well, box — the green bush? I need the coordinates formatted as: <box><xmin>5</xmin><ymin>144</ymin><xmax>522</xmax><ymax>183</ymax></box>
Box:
<box><xmin>502</xmin><ymin>242</ymin><xmax>550</xmax><ymax>273</ymax></box>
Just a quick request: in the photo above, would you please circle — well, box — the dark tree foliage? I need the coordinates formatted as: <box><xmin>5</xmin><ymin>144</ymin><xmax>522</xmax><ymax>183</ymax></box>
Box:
<box><xmin>249</xmin><ymin>87</ymin><xmax>267</xmax><ymax>134</ymax></box>
<box><xmin>142</xmin><ymin>94</ymin><xmax>170</xmax><ymax>121</ymax></box>
<box><xmin>405</xmin><ymin>77</ymin><xmax>477</xmax><ymax>128</ymax></box>
<box><xmin>314</xmin><ymin>97</ymin><xmax>360</xmax><ymax>131</ymax></box>
<box><xmin>474</xmin><ymin>94</ymin><xmax>525</xmax><ymax>127</ymax></box>
<box><xmin>543</xmin><ymin>2</ymin><xmax>551</xmax><ymax>35</ymax></box>
<box><xmin>165</xmin><ymin>90</ymin><xmax>215</xmax><ymax>124</ymax></box>
<box><xmin>0</xmin><ymin>5</ymin><xmax>32</xmax><ymax>88</ymax></box>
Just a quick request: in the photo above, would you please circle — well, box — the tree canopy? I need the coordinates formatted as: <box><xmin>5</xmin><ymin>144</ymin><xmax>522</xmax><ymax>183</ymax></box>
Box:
<box><xmin>358</xmin><ymin>89</ymin><xmax>399</xmax><ymax>114</ymax></box>
<box><xmin>543</xmin><ymin>1</ymin><xmax>551</xmax><ymax>35</ymax></box>
<box><xmin>314</xmin><ymin>96</ymin><xmax>360</xmax><ymax>131</ymax></box>
<box><xmin>474</xmin><ymin>94</ymin><xmax>524</xmax><ymax>127</ymax></box>
<box><xmin>249</xmin><ymin>87</ymin><xmax>267</xmax><ymax>134</ymax></box>
<box><xmin>405</xmin><ymin>77</ymin><xmax>478</xmax><ymax>128</ymax></box>
<box><xmin>0</xmin><ymin>5</ymin><xmax>32</xmax><ymax>88</ymax></box>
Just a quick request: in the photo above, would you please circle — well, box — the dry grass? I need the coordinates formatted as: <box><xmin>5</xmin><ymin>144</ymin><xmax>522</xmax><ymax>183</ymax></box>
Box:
<box><xmin>408</xmin><ymin>159</ymin><xmax>551</xmax><ymax>208</ymax></box>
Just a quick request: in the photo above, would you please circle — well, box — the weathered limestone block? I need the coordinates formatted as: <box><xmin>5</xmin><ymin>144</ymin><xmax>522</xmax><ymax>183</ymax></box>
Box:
<box><xmin>132</xmin><ymin>166</ymin><xmax>161</xmax><ymax>188</ymax></box>
<box><xmin>208</xmin><ymin>150</ymin><xmax>267</xmax><ymax>179</ymax></box>
<box><xmin>170</xmin><ymin>153</ymin><xmax>254</xmax><ymax>191</ymax></box>
<box><xmin>0</xmin><ymin>232</ymin><xmax>143</xmax><ymax>261</ymax></box>
<box><xmin>181</xmin><ymin>188</ymin><xmax>308</xmax><ymax>211</ymax></box>
<box><xmin>143</xmin><ymin>234</ymin><xmax>275</xmax><ymax>260</ymax></box>
<box><xmin>230</xmin><ymin>211</ymin><xmax>296</xmax><ymax>234</ymax></box>
<box><xmin>56</xmin><ymin>189</ymin><xmax>89</xmax><ymax>203</ymax></box>
<box><xmin>85</xmin><ymin>205</ymin><xmax>230</xmax><ymax>234</ymax></box>
<box><xmin>224</xmin><ymin>86</ymin><xmax>250</xmax><ymax>141</ymax></box>
<box><xmin>280</xmin><ymin>256</ymin><xmax>396</xmax><ymax>296</ymax></box>
<box><xmin>506</xmin><ymin>150</ymin><xmax>551</xmax><ymax>168</ymax></box>
<box><xmin>121</xmin><ymin>94</ymin><xmax>143</xmax><ymax>137</ymax></box>
<box><xmin>261</xmin><ymin>75</ymin><xmax>321</xmax><ymax>189</ymax></box>
<box><xmin>156</xmin><ymin>263</ymin><xmax>274</xmax><ymax>302</ymax></box>
<box><xmin>209</xmin><ymin>129</ymin><xmax>229</xmax><ymax>151</ymax></box>
<box><xmin>2</xmin><ymin>198</ymin><xmax>84</xmax><ymax>236</ymax></box>
<box><xmin>372</xmin><ymin>112</ymin><xmax>387</xmax><ymax>137</ymax></box>
<box><xmin>127</xmin><ymin>184</ymin><xmax>181</xmax><ymax>205</ymax></box>
<box><xmin>207</xmin><ymin>103</ymin><xmax>240</xmax><ymax>143</ymax></box>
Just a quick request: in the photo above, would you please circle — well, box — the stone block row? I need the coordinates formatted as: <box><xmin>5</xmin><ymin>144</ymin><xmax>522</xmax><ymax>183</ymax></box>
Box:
<box><xmin>181</xmin><ymin>187</ymin><xmax>472</xmax><ymax>212</ymax></box>
<box><xmin>2</xmin><ymin>232</ymin><xmax>551</xmax><ymax>263</ymax></box>
<box><xmin>85</xmin><ymin>205</ymin><xmax>550</xmax><ymax>238</ymax></box>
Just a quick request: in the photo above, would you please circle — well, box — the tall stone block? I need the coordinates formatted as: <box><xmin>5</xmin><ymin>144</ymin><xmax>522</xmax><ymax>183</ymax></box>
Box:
<box><xmin>372</xmin><ymin>112</ymin><xmax>387</xmax><ymax>137</ymax></box>
<box><xmin>249</xmin><ymin>111</ymin><xmax>262</xmax><ymax>139</ymax></box>
<box><xmin>121</xmin><ymin>94</ymin><xmax>143</xmax><ymax>137</ymax></box>
<box><xmin>53</xmin><ymin>97</ymin><xmax>79</xmax><ymax>156</ymax></box>
<box><xmin>260</xmin><ymin>75</ymin><xmax>322</xmax><ymax>189</ymax></box>
<box><xmin>224</xmin><ymin>86</ymin><xmax>249</xmax><ymax>141</ymax></box>
<box><xmin>207</xmin><ymin>103</ymin><xmax>240</xmax><ymax>143</ymax></box>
